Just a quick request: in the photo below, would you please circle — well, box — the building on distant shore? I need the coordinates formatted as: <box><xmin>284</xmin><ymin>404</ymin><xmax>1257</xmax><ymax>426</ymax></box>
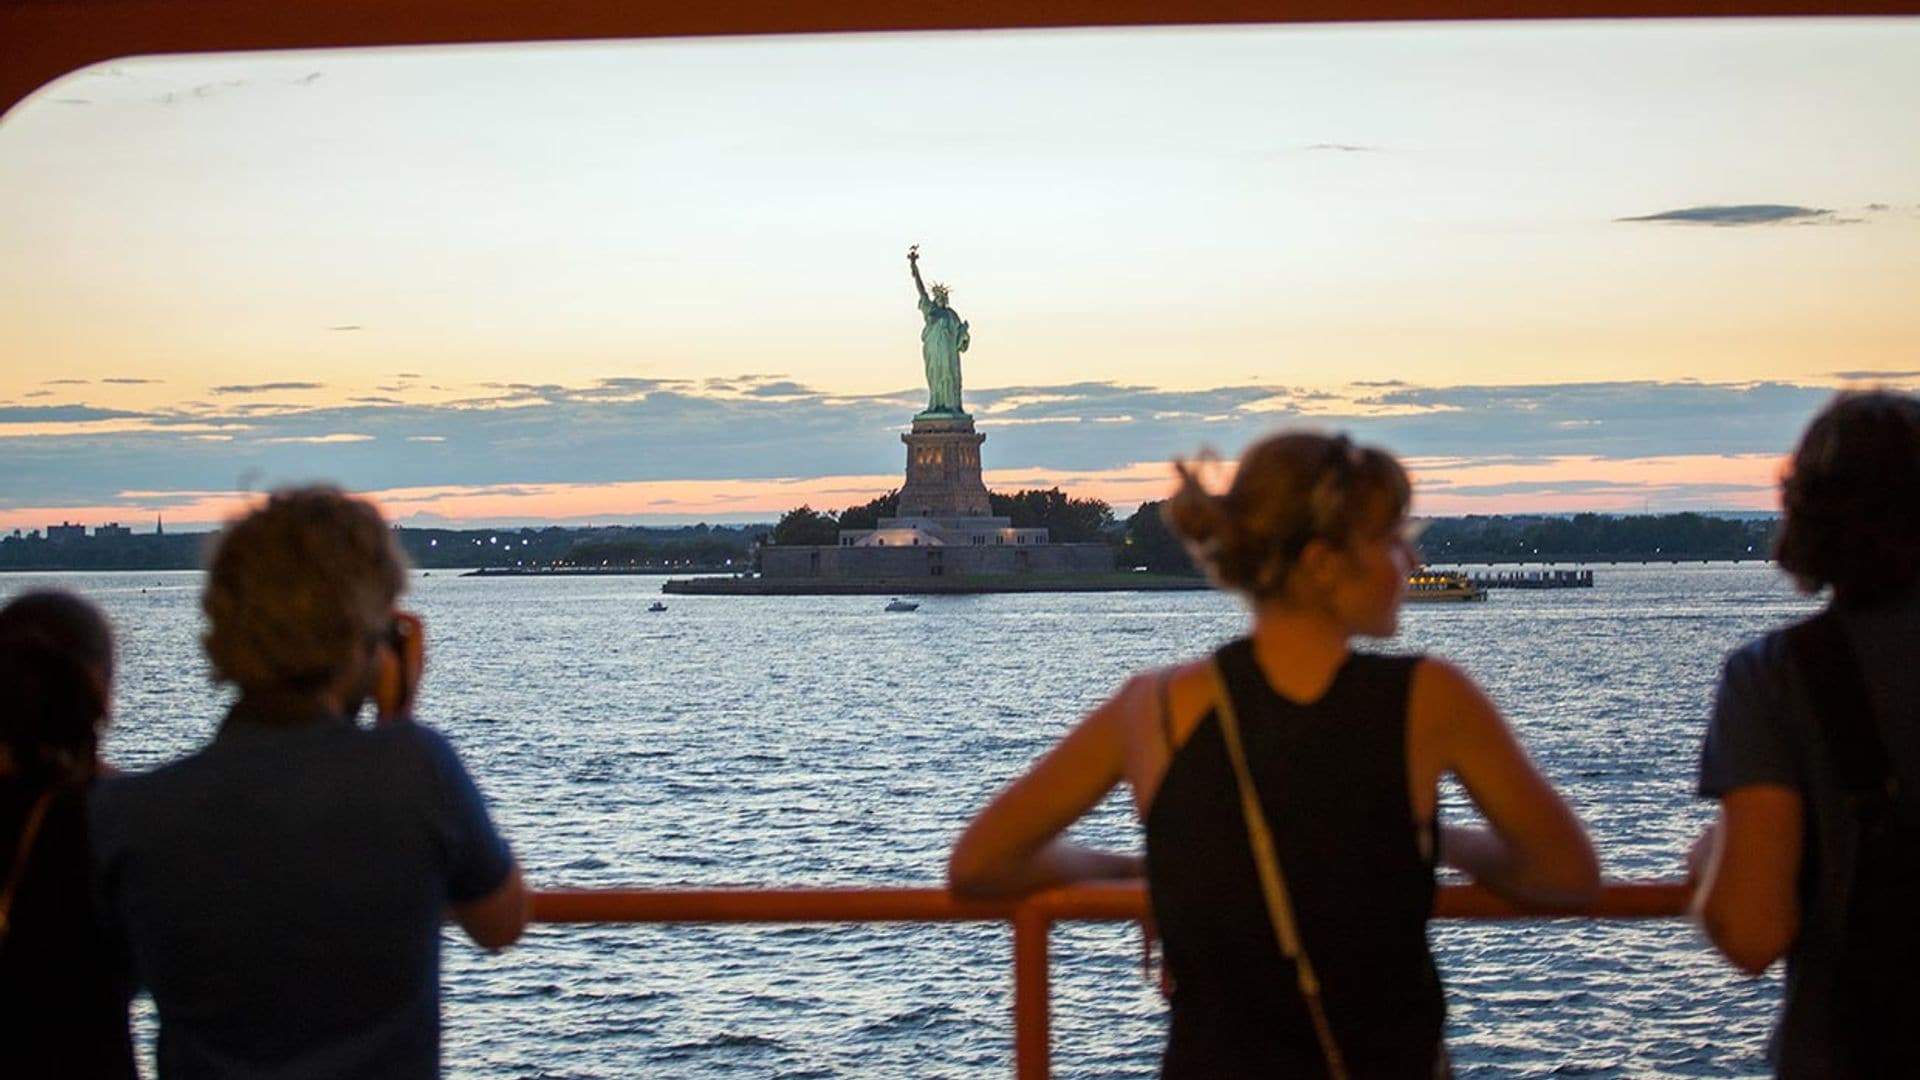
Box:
<box><xmin>45</xmin><ymin>522</ymin><xmax>86</xmax><ymax>542</ymax></box>
<box><xmin>95</xmin><ymin>522</ymin><xmax>132</xmax><ymax>539</ymax></box>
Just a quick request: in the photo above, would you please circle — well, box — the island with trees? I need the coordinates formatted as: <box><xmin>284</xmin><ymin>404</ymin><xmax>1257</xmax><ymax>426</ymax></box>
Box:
<box><xmin>2</xmin><ymin>510</ymin><xmax>1777</xmax><ymax>579</ymax></box>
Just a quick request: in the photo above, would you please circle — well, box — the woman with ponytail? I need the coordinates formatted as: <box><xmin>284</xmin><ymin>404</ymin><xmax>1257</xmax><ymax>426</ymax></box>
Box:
<box><xmin>0</xmin><ymin>590</ymin><xmax>135</xmax><ymax>1078</ymax></box>
<box><xmin>950</xmin><ymin>431</ymin><xmax>1598</xmax><ymax>1078</ymax></box>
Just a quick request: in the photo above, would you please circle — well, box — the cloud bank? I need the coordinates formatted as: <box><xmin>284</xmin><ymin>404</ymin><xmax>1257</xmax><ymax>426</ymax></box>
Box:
<box><xmin>0</xmin><ymin>375</ymin><xmax>1841</xmax><ymax>523</ymax></box>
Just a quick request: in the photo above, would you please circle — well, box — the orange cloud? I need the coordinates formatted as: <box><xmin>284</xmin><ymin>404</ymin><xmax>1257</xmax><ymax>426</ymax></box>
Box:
<box><xmin>0</xmin><ymin>454</ymin><xmax>1785</xmax><ymax>535</ymax></box>
<box><xmin>1407</xmin><ymin>453</ymin><xmax>1784</xmax><ymax>514</ymax></box>
<box><xmin>362</xmin><ymin>463</ymin><xmax>1180</xmax><ymax>525</ymax></box>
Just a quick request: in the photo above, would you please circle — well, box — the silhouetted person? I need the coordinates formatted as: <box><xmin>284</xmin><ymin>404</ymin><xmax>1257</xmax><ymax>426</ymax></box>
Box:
<box><xmin>91</xmin><ymin>486</ymin><xmax>530</xmax><ymax>1077</ymax></box>
<box><xmin>0</xmin><ymin>590</ymin><xmax>135</xmax><ymax>1078</ymax></box>
<box><xmin>951</xmin><ymin>431</ymin><xmax>1598</xmax><ymax>1078</ymax></box>
<box><xmin>1694</xmin><ymin>390</ymin><xmax>1920</xmax><ymax>1077</ymax></box>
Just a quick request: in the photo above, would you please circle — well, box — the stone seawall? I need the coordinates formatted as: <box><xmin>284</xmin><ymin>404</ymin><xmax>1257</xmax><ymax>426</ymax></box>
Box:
<box><xmin>760</xmin><ymin>540</ymin><xmax>1115</xmax><ymax>580</ymax></box>
<box><xmin>662</xmin><ymin>573</ymin><xmax>1208</xmax><ymax>595</ymax></box>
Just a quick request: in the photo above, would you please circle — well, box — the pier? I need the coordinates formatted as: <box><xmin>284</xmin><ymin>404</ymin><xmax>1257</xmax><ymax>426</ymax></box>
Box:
<box><xmin>662</xmin><ymin>572</ymin><xmax>1211</xmax><ymax>595</ymax></box>
<box><xmin>1467</xmin><ymin>568</ymin><xmax>1596</xmax><ymax>589</ymax></box>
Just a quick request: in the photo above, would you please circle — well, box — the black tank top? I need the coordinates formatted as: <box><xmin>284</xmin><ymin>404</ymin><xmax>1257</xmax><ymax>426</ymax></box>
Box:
<box><xmin>1145</xmin><ymin>639</ymin><xmax>1443</xmax><ymax>1078</ymax></box>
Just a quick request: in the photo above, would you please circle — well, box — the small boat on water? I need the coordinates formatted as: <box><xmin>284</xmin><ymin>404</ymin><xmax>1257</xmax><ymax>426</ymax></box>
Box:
<box><xmin>647</xmin><ymin>600</ymin><xmax>668</xmax><ymax>612</ymax></box>
<box><xmin>1404</xmin><ymin>571</ymin><xmax>1488</xmax><ymax>603</ymax></box>
<box><xmin>884</xmin><ymin>598</ymin><xmax>920</xmax><ymax>612</ymax></box>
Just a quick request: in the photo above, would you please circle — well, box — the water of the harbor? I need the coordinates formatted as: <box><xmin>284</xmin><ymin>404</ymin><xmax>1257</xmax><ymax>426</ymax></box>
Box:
<box><xmin>5</xmin><ymin>563</ymin><xmax>1809</xmax><ymax>1078</ymax></box>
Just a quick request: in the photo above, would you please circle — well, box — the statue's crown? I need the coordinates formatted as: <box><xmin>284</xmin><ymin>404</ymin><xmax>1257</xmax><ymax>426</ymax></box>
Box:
<box><xmin>930</xmin><ymin>282</ymin><xmax>951</xmax><ymax>300</ymax></box>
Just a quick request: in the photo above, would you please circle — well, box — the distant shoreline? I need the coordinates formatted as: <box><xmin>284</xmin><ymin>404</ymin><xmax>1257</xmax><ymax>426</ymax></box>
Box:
<box><xmin>0</xmin><ymin>554</ymin><xmax>1777</xmax><ymax>577</ymax></box>
<box><xmin>3</xmin><ymin>511</ymin><xmax>1776</xmax><ymax>574</ymax></box>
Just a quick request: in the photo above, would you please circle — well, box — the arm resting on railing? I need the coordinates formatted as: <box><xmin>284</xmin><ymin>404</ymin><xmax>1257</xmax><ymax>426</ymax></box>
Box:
<box><xmin>1419</xmin><ymin>659</ymin><xmax>1602</xmax><ymax>910</ymax></box>
<box><xmin>1690</xmin><ymin>787</ymin><xmax>1801</xmax><ymax>975</ymax></box>
<box><xmin>455</xmin><ymin>860</ymin><xmax>531</xmax><ymax>951</ymax></box>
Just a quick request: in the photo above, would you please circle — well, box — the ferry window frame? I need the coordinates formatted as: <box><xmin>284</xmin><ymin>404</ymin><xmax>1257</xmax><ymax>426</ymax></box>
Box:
<box><xmin>8</xmin><ymin>1</ymin><xmax>1920</xmax><ymax>119</ymax></box>
<box><xmin>1</xmin><ymin>1</ymin><xmax>1913</xmax><ymax>537</ymax></box>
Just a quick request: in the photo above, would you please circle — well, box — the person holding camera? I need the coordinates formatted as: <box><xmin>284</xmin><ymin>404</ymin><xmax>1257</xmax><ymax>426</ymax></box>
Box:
<box><xmin>91</xmin><ymin>485</ymin><xmax>528</xmax><ymax>1078</ymax></box>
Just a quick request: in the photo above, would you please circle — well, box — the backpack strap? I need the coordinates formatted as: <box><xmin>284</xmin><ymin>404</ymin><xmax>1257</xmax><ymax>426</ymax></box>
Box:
<box><xmin>1784</xmin><ymin>611</ymin><xmax>1900</xmax><ymax>814</ymax></box>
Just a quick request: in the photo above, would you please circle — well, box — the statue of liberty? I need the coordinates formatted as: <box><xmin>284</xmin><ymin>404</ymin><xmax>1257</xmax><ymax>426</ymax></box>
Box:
<box><xmin>908</xmin><ymin>245</ymin><xmax>969</xmax><ymax>417</ymax></box>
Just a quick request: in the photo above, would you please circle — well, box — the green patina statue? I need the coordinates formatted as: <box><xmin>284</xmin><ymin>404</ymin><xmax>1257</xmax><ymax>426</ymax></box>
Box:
<box><xmin>908</xmin><ymin>246</ymin><xmax>969</xmax><ymax>418</ymax></box>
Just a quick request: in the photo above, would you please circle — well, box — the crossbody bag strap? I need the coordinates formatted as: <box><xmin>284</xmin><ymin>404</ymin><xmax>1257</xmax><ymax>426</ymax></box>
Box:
<box><xmin>1209</xmin><ymin>658</ymin><xmax>1350</xmax><ymax>1080</ymax></box>
<box><xmin>0</xmin><ymin>787</ymin><xmax>58</xmax><ymax>943</ymax></box>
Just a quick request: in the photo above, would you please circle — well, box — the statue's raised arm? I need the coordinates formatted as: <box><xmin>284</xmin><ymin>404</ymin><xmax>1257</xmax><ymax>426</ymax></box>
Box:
<box><xmin>908</xmin><ymin>245</ymin><xmax>930</xmax><ymax>304</ymax></box>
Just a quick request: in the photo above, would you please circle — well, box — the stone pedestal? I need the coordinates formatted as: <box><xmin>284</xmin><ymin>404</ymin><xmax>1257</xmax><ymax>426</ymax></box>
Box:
<box><xmin>896</xmin><ymin>415</ymin><xmax>992</xmax><ymax>518</ymax></box>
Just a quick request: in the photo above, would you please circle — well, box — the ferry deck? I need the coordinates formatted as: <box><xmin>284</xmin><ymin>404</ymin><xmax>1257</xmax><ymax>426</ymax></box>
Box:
<box><xmin>1</xmin><ymin>1</ymin><xmax>1904</xmax><ymax>1074</ymax></box>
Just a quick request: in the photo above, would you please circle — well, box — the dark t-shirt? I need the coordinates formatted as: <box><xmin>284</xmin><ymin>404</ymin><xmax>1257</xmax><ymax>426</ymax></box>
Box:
<box><xmin>91</xmin><ymin>695</ymin><xmax>515</xmax><ymax>1079</ymax></box>
<box><xmin>1698</xmin><ymin>595</ymin><xmax>1920</xmax><ymax>1078</ymax></box>
<box><xmin>0</xmin><ymin>778</ymin><xmax>136</xmax><ymax>1079</ymax></box>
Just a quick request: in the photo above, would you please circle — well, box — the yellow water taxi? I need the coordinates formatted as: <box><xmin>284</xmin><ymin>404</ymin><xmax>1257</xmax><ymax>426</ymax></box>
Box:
<box><xmin>1405</xmin><ymin>570</ymin><xmax>1489</xmax><ymax>602</ymax></box>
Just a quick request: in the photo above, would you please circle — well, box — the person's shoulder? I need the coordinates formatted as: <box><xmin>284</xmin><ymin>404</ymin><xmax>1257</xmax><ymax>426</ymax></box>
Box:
<box><xmin>1134</xmin><ymin>652</ymin><xmax>1233</xmax><ymax>704</ymax></box>
<box><xmin>1404</xmin><ymin>655</ymin><xmax>1503</xmax><ymax>752</ymax></box>
<box><xmin>1100</xmin><ymin>658</ymin><xmax>1204</xmax><ymax>721</ymax></box>
<box><xmin>1744</xmin><ymin>621</ymin><xmax>1801</xmax><ymax>660</ymax></box>
<box><xmin>1353</xmin><ymin>648</ymin><xmax>1426</xmax><ymax>677</ymax></box>
<box><xmin>1117</xmin><ymin>654</ymin><xmax>1229</xmax><ymax>746</ymax></box>
<box><xmin>89</xmin><ymin>749</ymin><xmax>210</xmax><ymax>807</ymax></box>
<box><xmin>1705</xmin><ymin>625</ymin><xmax>1807</xmax><ymax>742</ymax></box>
<box><xmin>87</xmin><ymin>752</ymin><xmax>211</xmax><ymax>848</ymax></box>
<box><xmin>1719</xmin><ymin>624</ymin><xmax>1799</xmax><ymax>695</ymax></box>
<box><xmin>364</xmin><ymin>718</ymin><xmax>465</xmax><ymax>765</ymax></box>
<box><xmin>1146</xmin><ymin>656</ymin><xmax>1212</xmax><ymax>689</ymax></box>
<box><xmin>1699</xmin><ymin>623</ymin><xmax>1814</xmax><ymax>797</ymax></box>
<box><xmin>1102</xmin><ymin>668</ymin><xmax>1161</xmax><ymax>720</ymax></box>
<box><xmin>1405</xmin><ymin>653</ymin><xmax>1471</xmax><ymax>696</ymax></box>
<box><xmin>365</xmin><ymin>721</ymin><xmax>490</xmax><ymax>794</ymax></box>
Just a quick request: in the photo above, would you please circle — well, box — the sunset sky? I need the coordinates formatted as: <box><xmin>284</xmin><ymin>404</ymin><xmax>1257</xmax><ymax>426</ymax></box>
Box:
<box><xmin>3</xmin><ymin>18</ymin><xmax>1916</xmax><ymax>530</ymax></box>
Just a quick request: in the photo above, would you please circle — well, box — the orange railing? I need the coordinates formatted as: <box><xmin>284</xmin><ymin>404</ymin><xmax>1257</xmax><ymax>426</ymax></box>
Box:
<box><xmin>530</xmin><ymin>881</ymin><xmax>1692</xmax><ymax>1079</ymax></box>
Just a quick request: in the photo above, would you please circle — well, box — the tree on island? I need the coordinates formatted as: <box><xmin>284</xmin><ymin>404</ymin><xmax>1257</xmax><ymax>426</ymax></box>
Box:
<box><xmin>1119</xmin><ymin>500</ymin><xmax>1200</xmax><ymax>574</ymax></box>
<box><xmin>768</xmin><ymin>487</ymin><xmax>1112</xmax><ymax>543</ymax></box>
<box><xmin>988</xmin><ymin>488</ymin><xmax>1114</xmax><ymax>542</ymax></box>
<box><xmin>1417</xmin><ymin>512</ymin><xmax>1776</xmax><ymax>562</ymax></box>
<box><xmin>567</xmin><ymin>537</ymin><xmax>745</xmax><ymax>568</ymax></box>
<box><xmin>771</xmin><ymin>505</ymin><xmax>841</xmax><ymax>546</ymax></box>
<box><xmin>1108</xmin><ymin>507</ymin><xmax>1776</xmax><ymax>572</ymax></box>
<box><xmin>836</xmin><ymin>490</ymin><xmax>901</xmax><ymax>531</ymax></box>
